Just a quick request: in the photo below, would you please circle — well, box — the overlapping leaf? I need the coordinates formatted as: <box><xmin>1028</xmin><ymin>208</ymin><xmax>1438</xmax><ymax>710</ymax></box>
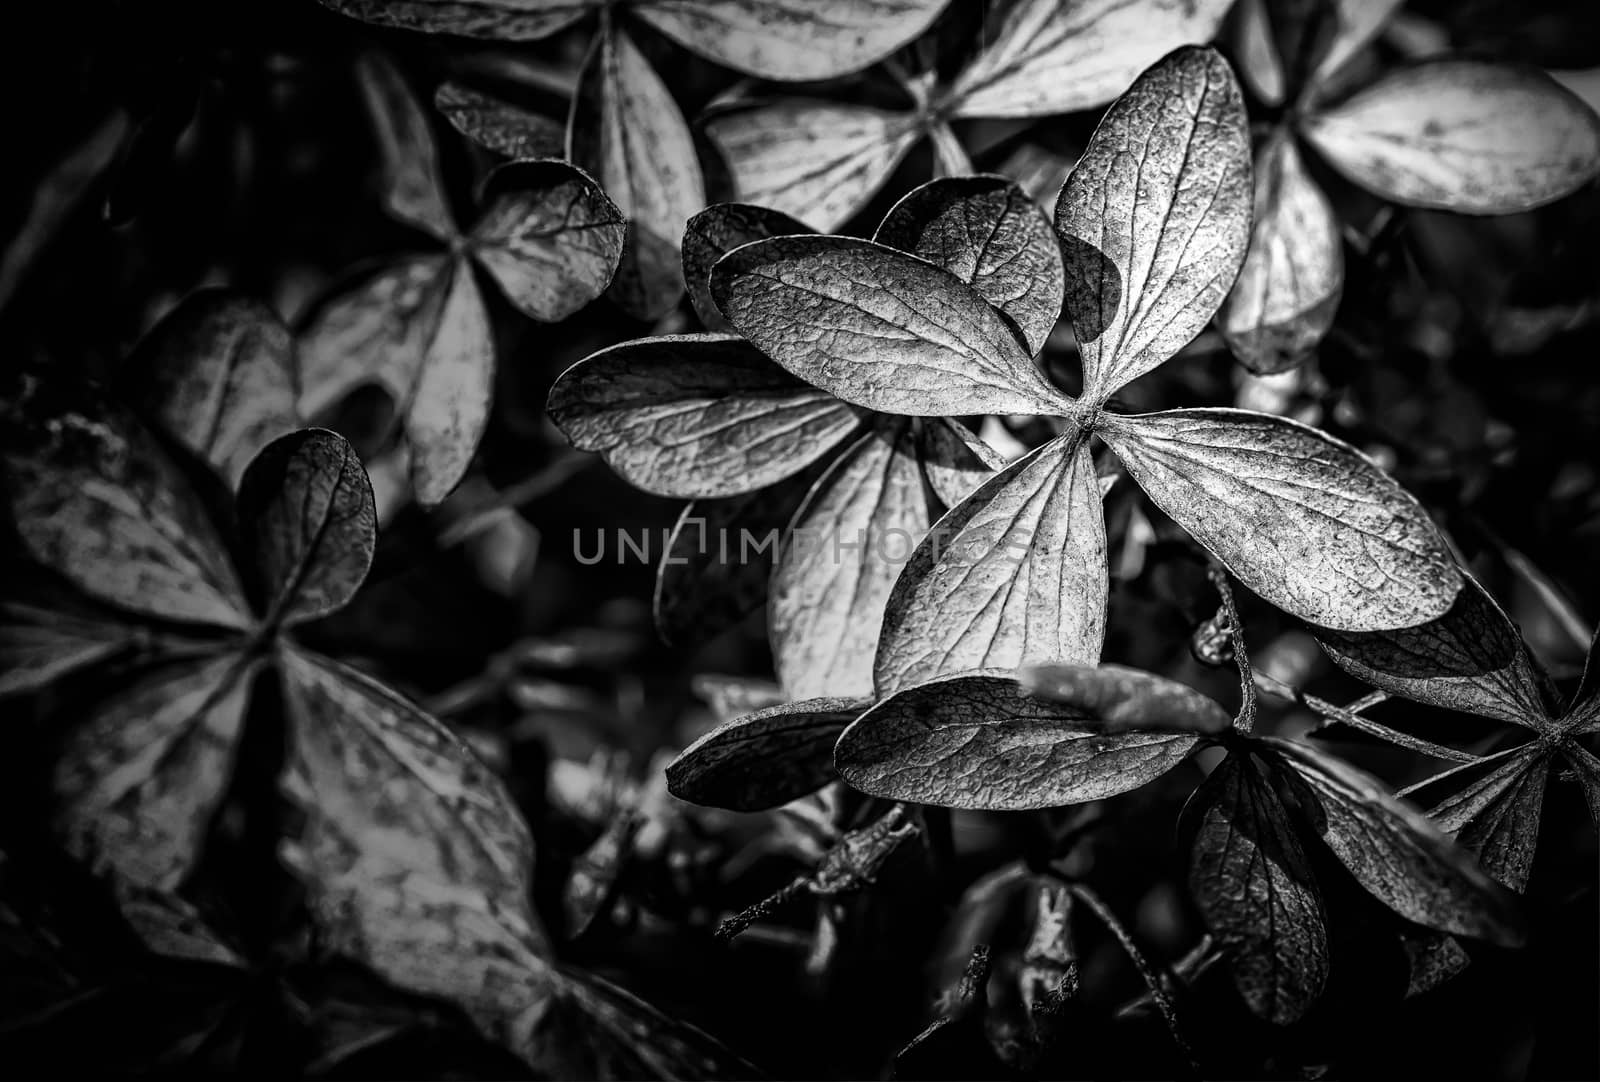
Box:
<box><xmin>435</xmin><ymin>82</ymin><xmax>566</xmax><ymax>161</ymax></box>
<box><xmin>1023</xmin><ymin>663</ymin><xmax>1232</xmax><ymax>735</ymax></box>
<box><xmin>682</xmin><ymin>203</ymin><xmax>811</xmax><ymax>330</ymax></box>
<box><xmin>1429</xmin><ymin>748</ymin><xmax>1550</xmax><ymax>893</ymax></box>
<box><xmin>667</xmin><ymin>696</ymin><xmax>868</xmax><ymax>811</ymax></box>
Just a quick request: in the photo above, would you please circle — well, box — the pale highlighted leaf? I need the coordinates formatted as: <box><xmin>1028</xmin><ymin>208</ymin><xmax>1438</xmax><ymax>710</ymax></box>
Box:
<box><xmin>682</xmin><ymin>202</ymin><xmax>812</xmax><ymax>331</ymax></box>
<box><xmin>1188</xmin><ymin>752</ymin><xmax>1328</xmax><ymax>1025</ymax></box>
<box><xmin>666</xmin><ymin>696</ymin><xmax>867</xmax><ymax>811</ymax></box>
<box><xmin>874</xmin><ymin>175</ymin><xmax>1065</xmax><ymax>355</ymax></box>
<box><xmin>1056</xmin><ymin>45</ymin><xmax>1252</xmax><ymax>398</ymax></box>
<box><xmin>547</xmin><ymin>333</ymin><xmax>863</xmax><ymax>499</ymax></box>
<box><xmin>1</xmin><ymin>376</ymin><xmax>251</xmax><ymax>630</ymax></box>
<box><xmin>874</xmin><ymin>436</ymin><xmax>1106</xmax><ymax>696</ymax></box>
<box><xmin>632</xmin><ymin>0</ymin><xmax>947</xmax><ymax>81</ymax></box>
<box><xmin>712</xmin><ymin>235</ymin><xmax>1066</xmax><ymax>416</ymax></box>
<box><xmin>1218</xmin><ymin>134</ymin><xmax>1343</xmax><ymax>375</ymax></box>
<box><xmin>1022</xmin><ymin>663</ymin><xmax>1232</xmax><ymax>735</ymax></box>
<box><xmin>1101</xmin><ymin>408</ymin><xmax>1462</xmax><ymax>631</ymax></box>
<box><xmin>1301</xmin><ymin>61</ymin><xmax>1600</xmax><ymax>213</ymax></box>
<box><xmin>237</xmin><ymin>429</ymin><xmax>376</xmax><ymax>628</ymax></box>
<box><xmin>55</xmin><ymin>653</ymin><xmax>260</xmax><ymax>892</ymax></box>
<box><xmin>1317</xmin><ymin>573</ymin><xmax>1554</xmax><ymax>728</ymax></box>
<box><xmin>1429</xmin><ymin>748</ymin><xmax>1549</xmax><ymax>893</ymax></box>
<box><xmin>435</xmin><ymin>82</ymin><xmax>566</xmax><ymax>160</ymax></box>
<box><xmin>571</xmin><ymin>25</ymin><xmax>704</xmax><ymax>319</ymax></box>
<box><xmin>120</xmin><ymin>289</ymin><xmax>300</xmax><ymax>488</ymax></box>
<box><xmin>355</xmin><ymin>53</ymin><xmax>457</xmax><ymax>242</ymax></box>
<box><xmin>835</xmin><ymin>672</ymin><xmax>1197</xmax><ymax>810</ymax></box>
<box><xmin>1266</xmin><ymin>737</ymin><xmax>1526</xmax><ymax>946</ymax></box>
<box><xmin>915</xmin><ymin>416</ymin><xmax>1004</xmax><ymax>510</ymax></box>
<box><xmin>772</xmin><ymin>422</ymin><xmax>932</xmax><ymax>701</ymax></box>
<box><xmin>949</xmin><ymin>0</ymin><xmax>1235</xmax><ymax>119</ymax></box>
<box><xmin>319</xmin><ymin>0</ymin><xmax>595</xmax><ymax>41</ymax></box>
<box><xmin>468</xmin><ymin>159</ymin><xmax>625</xmax><ymax>321</ymax></box>
<box><xmin>405</xmin><ymin>258</ymin><xmax>496</xmax><ymax>506</ymax></box>
<box><xmin>704</xmin><ymin>101</ymin><xmax>919</xmax><ymax>232</ymax></box>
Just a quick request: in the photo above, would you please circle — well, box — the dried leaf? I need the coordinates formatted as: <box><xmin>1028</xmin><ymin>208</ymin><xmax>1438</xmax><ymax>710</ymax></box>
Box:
<box><xmin>1217</xmin><ymin>134</ymin><xmax>1343</xmax><ymax>375</ymax></box>
<box><xmin>632</xmin><ymin>0</ymin><xmax>947</xmax><ymax>80</ymax></box>
<box><xmin>1317</xmin><ymin>573</ymin><xmax>1554</xmax><ymax>728</ymax></box>
<box><xmin>916</xmin><ymin>417</ymin><xmax>1004</xmax><ymax>510</ymax></box>
<box><xmin>704</xmin><ymin>101</ymin><xmax>919</xmax><ymax>232</ymax></box>
<box><xmin>1</xmin><ymin>376</ymin><xmax>251</xmax><ymax>630</ymax></box>
<box><xmin>1101</xmin><ymin>408</ymin><xmax>1463</xmax><ymax>631</ymax></box>
<box><xmin>547</xmin><ymin>334</ymin><xmax>862</xmax><ymax>498</ymax></box>
<box><xmin>571</xmin><ymin>26</ymin><xmax>704</xmax><ymax>318</ymax></box>
<box><xmin>682</xmin><ymin>202</ymin><xmax>812</xmax><ymax>331</ymax></box>
<box><xmin>435</xmin><ymin>82</ymin><xmax>566</xmax><ymax>160</ymax></box>
<box><xmin>1188</xmin><ymin>752</ymin><xmax>1328</xmax><ymax>1024</ymax></box>
<box><xmin>1021</xmin><ymin>663</ymin><xmax>1232</xmax><ymax>735</ymax></box>
<box><xmin>55</xmin><ymin>653</ymin><xmax>260</xmax><ymax>892</ymax></box>
<box><xmin>874</xmin><ymin>175</ymin><xmax>1064</xmax><ymax>355</ymax></box>
<box><xmin>120</xmin><ymin>289</ymin><xmax>300</xmax><ymax>487</ymax></box>
<box><xmin>320</xmin><ymin>0</ymin><xmax>595</xmax><ymax>40</ymax></box>
<box><xmin>835</xmin><ymin>672</ymin><xmax>1196</xmax><ymax>810</ymax></box>
<box><xmin>1056</xmin><ymin>45</ymin><xmax>1252</xmax><ymax>398</ymax></box>
<box><xmin>355</xmin><ymin>53</ymin><xmax>457</xmax><ymax>242</ymax></box>
<box><xmin>1232</xmin><ymin>0</ymin><xmax>1286</xmax><ymax>106</ymax></box>
<box><xmin>279</xmin><ymin>645</ymin><xmax>557</xmax><ymax>1053</ymax></box>
<box><xmin>948</xmin><ymin>0</ymin><xmax>1234</xmax><ymax>118</ymax></box>
<box><xmin>1566</xmin><ymin>745</ymin><xmax>1600</xmax><ymax>827</ymax></box>
<box><xmin>712</xmin><ymin>235</ymin><xmax>1065</xmax><ymax>416</ymax></box>
<box><xmin>0</xmin><ymin>586</ymin><xmax>137</xmax><ymax>697</ymax></box>
<box><xmin>771</xmin><ymin>423</ymin><xmax>931</xmax><ymax>700</ymax></box>
<box><xmin>666</xmin><ymin>696</ymin><xmax>866</xmax><ymax>811</ymax></box>
<box><xmin>468</xmin><ymin>159</ymin><xmax>625</xmax><ymax>321</ymax></box>
<box><xmin>1301</xmin><ymin>61</ymin><xmax>1600</xmax><ymax>213</ymax></box>
<box><xmin>1311</xmin><ymin>0</ymin><xmax>1405</xmax><ymax>89</ymax></box>
<box><xmin>405</xmin><ymin>259</ymin><xmax>496</xmax><ymax>506</ymax></box>
<box><xmin>236</xmin><ymin>430</ymin><xmax>376</xmax><ymax>628</ymax></box>
<box><xmin>874</xmin><ymin>436</ymin><xmax>1105</xmax><ymax>696</ymax></box>
<box><xmin>1266</xmin><ymin>737</ymin><xmax>1526</xmax><ymax>946</ymax></box>
<box><xmin>1429</xmin><ymin>748</ymin><xmax>1550</xmax><ymax>893</ymax></box>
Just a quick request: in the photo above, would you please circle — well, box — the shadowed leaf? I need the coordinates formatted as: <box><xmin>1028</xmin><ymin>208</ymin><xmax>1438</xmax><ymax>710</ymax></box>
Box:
<box><xmin>712</xmin><ymin>235</ymin><xmax>1065</xmax><ymax>416</ymax></box>
<box><xmin>1311</xmin><ymin>0</ymin><xmax>1405</xmax><ymax>89</ymax></box>
<box><xmin>1102</xmin><ymin>408</ymin><xmax>1463</xmax><ymax>631</ymax></box>
<box><xmin>0</xmin><ymin>582</ymin><xmax>139</xmax><ymax>697</ymax></box>
<box><xmin>1430</xmin><ymin>748</ymin><xmax>1550</xmax><ymax>893</ymax></box>
<box><xmin>916</xmin><ymin>417</ymin><xmax>1004</xmax><ymax>510</ymax></box>
<box><xmin>1056</xmin><ymin>45</ymin><xmax>1252</xmax><ymax>398</ymax></box>
<box><xmin>874</xmin><ymin>175</ymin><xmax>1065</xmax><ymax>355</ymax></box>
<box><xmin>405</xmin><ymin>259</ymin><xmax>495</xmax><ymax>506</ymax></box>
<box><xmin>1022</xmin><ymin>663</ymin><xmax>1231</xmax><ymax>735</ymax></box>
<box><xmin>1301</xmin><ymin>61</ymin><xmax>1600</xmax><ymax>213</ymax></box>
<box><xmin>682</xmin><ymin>202</ymin><xmax>812</xmax><ymax>331</ymax></box>
<box><xmin>355</xmin><ymin>53</ymin><xmax>457</xmax><ymax>242</ymax></box>
<box><xmin>835</xmin><ymin>672</ymin><xmax>1196</xmax><ymax>810</ymax></box>
<box><xmin>237</xmin><ymin>429</ymin><xmax>376</xmax><ymax>627</ymax></box>
<box><xmin>435</xmin><ymin>82</ymin><xmax>566</xmax><ymax>160</ymax></box>
<box><xmin>548</xmin><ymin>334</ymin><xmax>862</xmax><ymax>499</ymax></box>
<box><xmin>666</xmin><ymin>696</ymin><xmax>866</xmax><ymax>811</ymax></box>
<box><xmin>320</xmin><ymin>0</ymin><xmax>596</xmax><ymax>40</ymax></box>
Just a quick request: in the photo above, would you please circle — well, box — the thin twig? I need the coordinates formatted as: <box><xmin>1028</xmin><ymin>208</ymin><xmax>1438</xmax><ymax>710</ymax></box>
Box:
<box><xmin>1396</xmin><ymin>742</ymin><xmax>1533</xmax><ymax>798</ymax></box>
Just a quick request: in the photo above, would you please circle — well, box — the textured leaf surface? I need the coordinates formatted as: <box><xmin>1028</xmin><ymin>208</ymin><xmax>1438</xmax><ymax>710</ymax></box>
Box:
<box><xmin>1102</xmin><ymin>408</ymin><xmax>1462</xmax><ymax>631</ymax></box>
<box><xmin>874</xmin><ymin>175</ymin><xmax>1064</xmax><ymax>355</ymax></box>
<box><xmin>916</xmin><ymin>417</ymin><xmax>1004</xmax><ymax>510</ymax></box>
<box><xmin>120</xmin><ymin>289</ymin><xmax>300</xmax><ymax>487</ymax></box>
<box><xmin>713</xmin><ymin>235</ymin><xmax>1065</xmax><ymax>416</ymax></box>
<box><xmin>705</xmin><ymin>101</ymin><xmax>919</xmax><ymax>232</ymax></box>
<box><xmin>571</xmin><ymin>26</ymin><xmax>703</xmax><ymax>318</ymax></box>
<box><xmin>682</xmin><ymin>202</ymin><xmax>812</xmax><ymax>331</ymax></box>
<box><xmin>632</xmin><ymin>0</ymin><xmax>947</xmax><ymax>80</ymax></box>
<box><xmin>1317</xmin><ymin>574</ymin><xmax>1552</xmax><ymax>727</ymax></box>
<box><xmin>435</xmin><ymin>82</ymin><xmax>566</xmax><ymax>160</ymax></box>
<box><xmin>1430</xmin><ymin>750</ymin><xmax>1549</xmax><ymax>893</ymax></box>
<box><xmin>950</xmin><ymin>0</ymin><xmax>1234</xmax><ymax>119</ymax></box>
<box><xmin>469</xmin><ymin>160</ymin><xmax>625</xmax><ymax>321</ymax></box>
<box><xmin>320</xmin><ymin>0</ymin><xmax>595</xmax><ymax>40</ymax></box>
<box><xmin>405</xmin><ymin>259</ymin><xmax>496</xmax><ymax>506</ymax></box>
<box><xmin>1188</xmin><ymin>753</ymin><xmax>1328</xmax><ymax>1024</ymax></box>
<box><xmin>835</xmin><ymin>673</ymin><xmax>1196</xmax><ymax>810</ymax></box>
<box><xmin>280</xmin><ymin>646</ymin><xmax>557</xmax><ymax>1054</ymax></box>
<box><xmin>1301</xmin><ymin>61</ymin><xmax>1600</xmax><ymax>213</ymax></box>
<box><xmin>55</xmin><ymin>653</ymin><xmax>259</xmax><ymax>892</ymax></box>
<box><xmin>548</xmin><ymin>334</ymin><xmax>862</xmax><ymax>499</ymax></box>
<box><xmin>236</xmin><ymin>430</ymin><xmax>376</xmax><ymax>628</ymax></box>
<box><xmin>1217</xmin><ymin>135</ymin><xmax>1343</xmax><ymax>375</ymax></box>
<box><xmin>1056</xmin><ymin>46</ymin><xmax>1252</xmax><ymax>398</ymax></box>
<box><xmin>772</xmin><ymin>423</ymin><xmax>932</xmax><ymax>700</ymax></box>
<box><xmin>666</xmin><ymin>696</ymin><xmax>866</xmax><ymax>811</ymax></box>
<box><xmin>875</xmin><ymin>437</ymin><xmax>1106</xmax><ymax>696</ymax></box>
<box><xmin>1268</xmin><ymin>738</ymin><xmax>1525</xmax><ymax>945</ymax></box>
<box><xmin>1022</xmin><ymin>663</ymin><xmax>1231</xmax><ymax>735</ymax></box>
<box><xmin>355</xmin><ymin>53</ymin><xmax>457</xmax><ymax>242</ymax></box>
<box><xmin>1</xmin><ymin>377</ymin><xmax>250</xmax><ymax>629</ymax></box>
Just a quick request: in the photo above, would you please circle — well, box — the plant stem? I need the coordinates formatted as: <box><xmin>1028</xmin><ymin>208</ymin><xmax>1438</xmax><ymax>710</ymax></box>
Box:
<box><xmin>1208</xmin><ymin>562</ymin><xmax>1257</xmax><ymax>734</ymax></box>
